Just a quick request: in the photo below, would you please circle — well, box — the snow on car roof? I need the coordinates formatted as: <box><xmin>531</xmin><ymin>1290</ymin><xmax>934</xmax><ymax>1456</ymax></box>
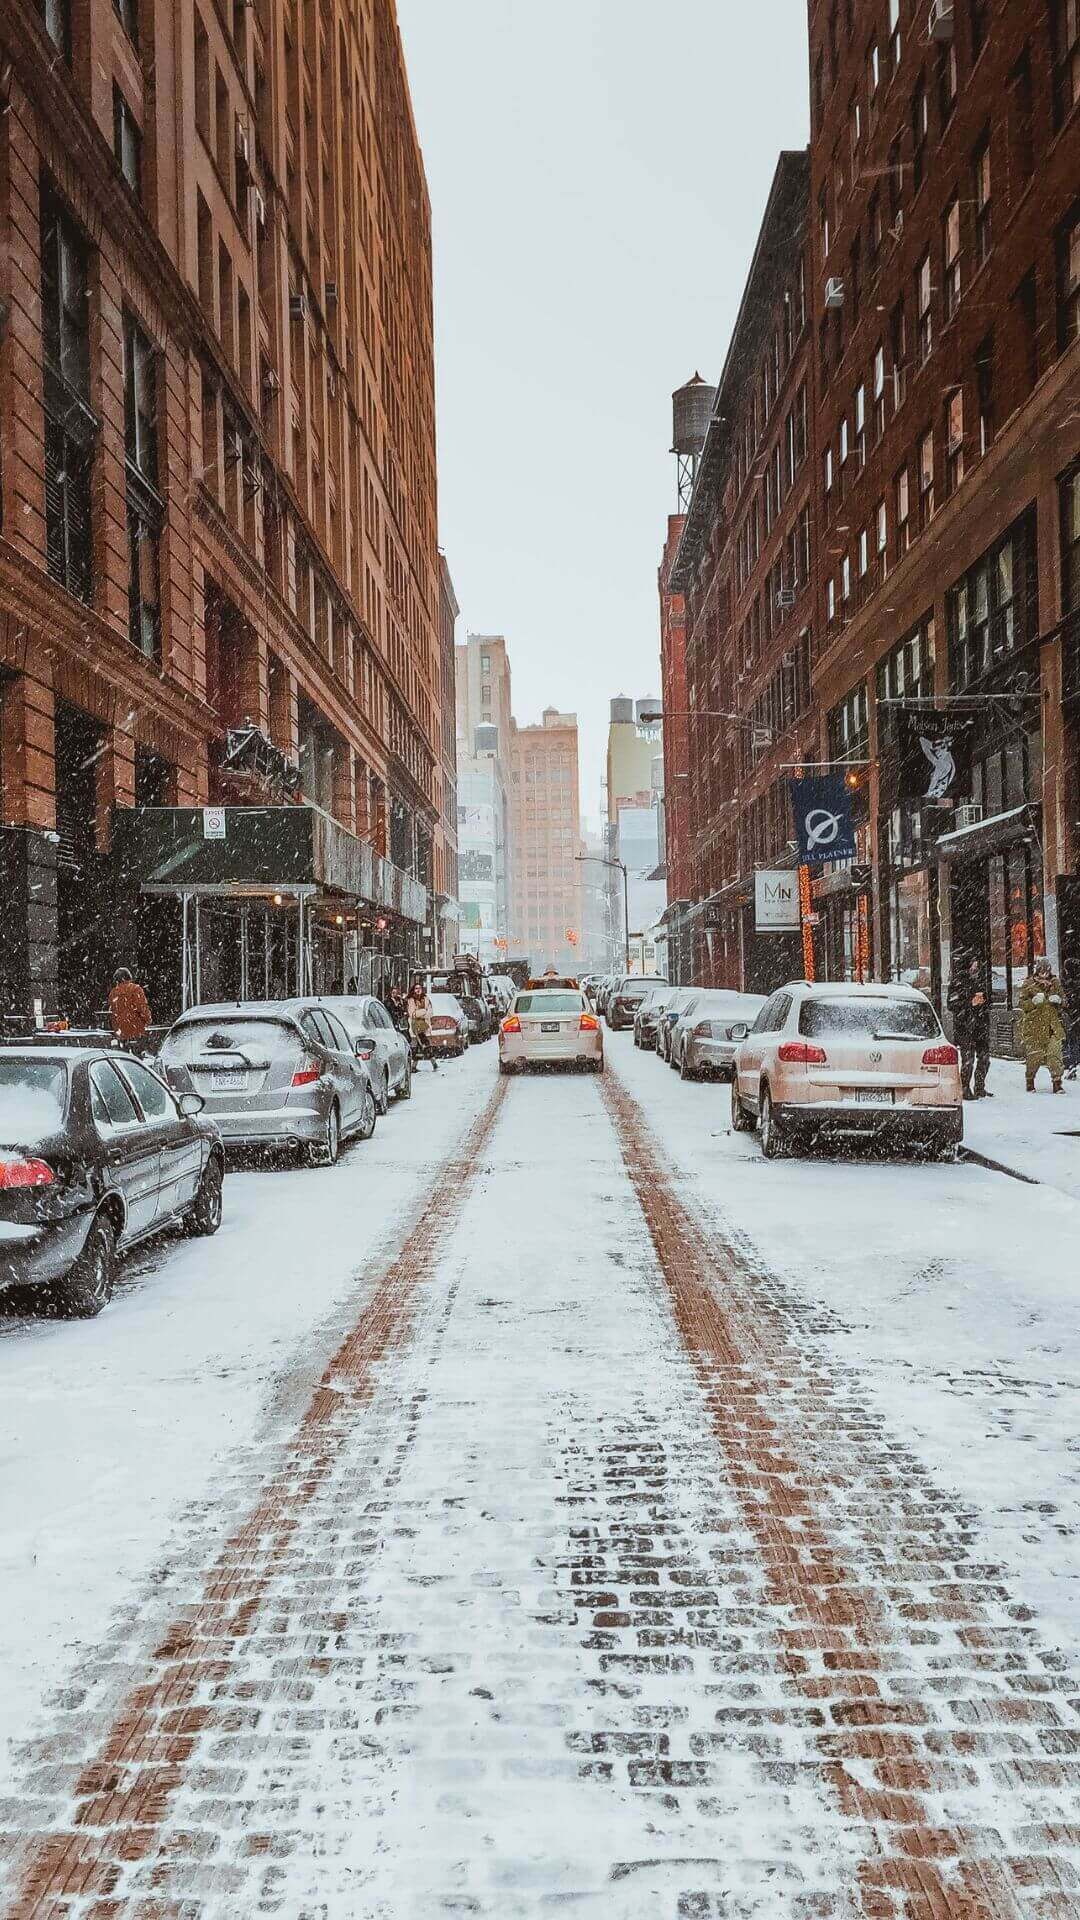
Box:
<box><xmin>794</xmin><ymin>980</ymin><xmax>928</xmax><ymax>998</ymax></box>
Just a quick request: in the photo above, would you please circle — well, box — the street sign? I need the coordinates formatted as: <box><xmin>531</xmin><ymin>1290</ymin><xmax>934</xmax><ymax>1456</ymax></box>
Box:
<box><xmin>202</xmin><ymin>807</ymin><xmax>226</xmax><ymax>840</ymax></box>
<box><xmin>754</xmin><ymin>869</ymin><xmax>800</xmax><ymax>932</ymax></box>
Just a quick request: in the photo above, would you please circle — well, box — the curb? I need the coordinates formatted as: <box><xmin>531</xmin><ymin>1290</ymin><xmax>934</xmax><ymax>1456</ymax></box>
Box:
<box><xmin>959</xmin><ymin>1145</ymin><xmax>1041</xmax><ymax>1185</ymax></box>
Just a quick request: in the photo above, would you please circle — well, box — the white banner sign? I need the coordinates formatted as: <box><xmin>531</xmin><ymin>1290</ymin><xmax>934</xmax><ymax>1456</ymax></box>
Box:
<box><xmin>754</xmin><ymin>869</ymin><xmax>800</xmax><ymax>932</ymax></box>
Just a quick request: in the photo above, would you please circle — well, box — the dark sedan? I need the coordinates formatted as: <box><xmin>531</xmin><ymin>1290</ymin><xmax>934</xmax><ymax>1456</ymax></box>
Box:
<box><xmin>605</xmin><ymin>974</ymin><xmax>669</xmax><ymax>1032</ymax></box>
<box><xmin>0</xmin><ymin>1046</ymin><xmax>224</xmax><ymax>1317</ymax></box>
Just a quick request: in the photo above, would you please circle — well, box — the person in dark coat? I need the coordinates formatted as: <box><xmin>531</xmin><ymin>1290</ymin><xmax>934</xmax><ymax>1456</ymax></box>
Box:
<box><xmin>947</xmin><ymin>955</ymin><xmax>991</xmax><ymax>1100</ymax></box>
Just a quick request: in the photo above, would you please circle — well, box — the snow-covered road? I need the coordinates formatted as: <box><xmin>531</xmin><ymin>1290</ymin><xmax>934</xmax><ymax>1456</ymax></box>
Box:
<box><xmin>2</xmin><ymin>1036</ymin><xmax>1079</xmax><ymax>1916</ymax></box>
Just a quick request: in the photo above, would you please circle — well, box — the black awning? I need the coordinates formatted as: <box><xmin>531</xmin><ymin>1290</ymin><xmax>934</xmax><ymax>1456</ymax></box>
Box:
<box><xmin>934</xmin><ymin>803</ymin><xmax>1040</xmax><ymax>864</ymax></box>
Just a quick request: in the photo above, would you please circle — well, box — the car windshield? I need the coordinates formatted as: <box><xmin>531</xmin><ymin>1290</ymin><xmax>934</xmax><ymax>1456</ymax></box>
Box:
<box><xmin>515</xmin><ymin>993</ymin><xmax>583</xmax><ymax>1014</ymax></box>
<box><xmin>0</xmin><ymin>1060</ymin><xmax>68</xmax><ymax>1138</ymax></box>
<box><xmin>799</xmin><ymin>997</ymin><xmax>940</xmax><ymax>1039</ymax></box>
<box><xmin>163</xmin><ymin>1018</ymin><xmax>295</xmax><ymax>1060</ymax></box>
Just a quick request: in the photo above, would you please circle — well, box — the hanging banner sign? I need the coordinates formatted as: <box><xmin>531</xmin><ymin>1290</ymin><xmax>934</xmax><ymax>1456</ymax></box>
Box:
<box><xmin>754</xmin><ymin>869</ymin><xmax>800</xmax><ymax>932</ymax></box>
<box><xmin>896</xmin><ymin>708</ymin><xmax>974</xmax><ymax>804</ymax></box>
<box><xmin>789</xmin><ymin>775</ymin><xmax>857</xmax><ymax>865</ymax></box>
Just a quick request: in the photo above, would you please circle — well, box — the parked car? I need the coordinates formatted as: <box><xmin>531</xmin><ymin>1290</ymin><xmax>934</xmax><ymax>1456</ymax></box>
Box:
<box><xmin>671</xmin><ymin>989</ymin><xmax>767</xmax><ymax>1080</ymax></box>
<box><xmin>606</xmin><ymin>974</ymin><xmax>669</xmax><ymax>1032</ymax></box>
<box><xmin>656</xmin><ymin>988</ymin><xmax>701</xmax><ymax>1064</ymax></box>
<box><xmin>315</xmin><ymin>995</ymin><xmax>412</xmax><ymax>1111</ymax></box>
<box><xmin>633</xmin><ymin>985</ymin><xmax>676</xmax><ymax>1050</ymax></box>
<box><xmin>428</xmin><ymin>993</ymin><xmax>470</xmax><ymax>1057</ymax></box>
<box><xmin>456</xmin><ymin>991</ymin><xmax>493</xmax><ymax>1043</ymax></box>
<box><xmin>499</xmin><ymin>986</ymin><xmax>603</xmax><ymax>1074</ymax></box>
<box><xmin>159</xmin><ymin>1000</ymin><xmax>377</xmax><ymax>1165</ymax></box>
<box><xmin>0</xmin><ymin>1044</ymin><xmax>223</xmax><ymax>1317</ymax></box>
<box><xmin>730</xmin><ymin>981</ymin><xmax>963</xmax><ymax>1160</ymax></box>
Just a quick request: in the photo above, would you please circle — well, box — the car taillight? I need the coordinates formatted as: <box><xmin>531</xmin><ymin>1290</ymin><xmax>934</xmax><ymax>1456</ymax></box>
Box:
<box><xmin>693</xmin><ymin>1020</ymin><xmax>714</xmax><ymax>1037</ymax></box>
<box><xmin>922</xmin><ymin>1043</ymin><xmax>958</xmax><ymax>1067</ymax></box>
<box><xmin>777</xmin><ymin>1041</ymin><xmax>827</xmax><ymax>1065</ymax></box>
<box><xmin>0</xmin><ymin>1157</ymin><xmax>54</xmax><ymax>1189</ymax></box>
<box><xmin>291</xmin><ymin>1061</ymin><xmax>321</xmax><ymax>1086</ymax></box>
<box><xmin>579</xmin><ymin>1013</ymin><xmax>599</xmax><ymax>1032</ymax></box>
<box><xmin>501</xmin><ymin>1015</ymin><xmax>522</xmax><ymax>1034</ymax></box>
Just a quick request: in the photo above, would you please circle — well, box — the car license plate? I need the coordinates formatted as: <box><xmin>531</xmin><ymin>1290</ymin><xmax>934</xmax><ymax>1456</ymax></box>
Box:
<box><xmin>846</xmin><ymin>1087</ymin><xmax>894</xmax><ymax>1105</ymax></box>
<box><xmin>212</xmin><ymin>1068</ymin><xmax>246</xmax><ymax>1090</ymax></box>
<box><xmin>541</xmin><ymin>1022</ymin><xmax>560</xmax><ymax>1034</ymax></box>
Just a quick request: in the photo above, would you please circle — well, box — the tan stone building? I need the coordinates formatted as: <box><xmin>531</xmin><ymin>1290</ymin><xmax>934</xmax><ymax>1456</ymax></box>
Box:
<box><xmin>511</xmin><ymin>708</ymin><xmax>582</xmax><ymax>974</ymax></box>
<box><xmin>0</xmin><ymin>0</ymin><xmax>445</xmax><ymax>1019</ymax></box>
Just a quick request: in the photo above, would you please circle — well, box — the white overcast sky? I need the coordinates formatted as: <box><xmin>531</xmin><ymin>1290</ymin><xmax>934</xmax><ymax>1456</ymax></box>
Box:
<box><xmin>396</xmin><ymin>1</ymin><xmax>810</xmax><ymax>826</ymax></box>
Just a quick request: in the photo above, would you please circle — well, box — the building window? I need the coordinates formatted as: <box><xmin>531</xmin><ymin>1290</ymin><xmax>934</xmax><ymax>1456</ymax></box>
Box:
<box><xmin>876</xmin><ymin>498</ymin><xmax>888</xmax><ymax>579</ymax></box>
<box><xmin>916</xmin><ymin>251</ymin><xmax>932</xmax><ymax>365</ymax></box>
<box><xmin>876</xmin><ymin>615</ymin><xmax>935</xmax><ymax>745</ymax></box>
<box><xmin>912</xmin><ymin>77</ymin><xmax>928</xmax><ymax>191</ymax></box>
<box><xmin>113</xmin><ymin>86</ymin><xmax>142</xmax><ymax>195</ymax></box>
<box><xmin>888</xmin><ymin>135</ymin><xmax>903</xmax><ymax>221</ymax></box>
<box><xmin>1052</xmin><ymin>0</ymin><xmax>1080</xmax><ymax>127</ymax></box>
<box><xmin>973</xmin><ymin>135</ymin><xmax>991</xmax><ymax>268</ymax></box>
<box><xmin>867</xmin><ymin>39</ymin><xmax>880</xmax><ymax>108</ymax></box>
<box><xmin>858</xmin><ymin>527</ymin><xmax>869</xmax><ymax>582</ymax></box>
<box><xmin>890</xmin><ymin>298</ymin><xmax>907</xmax><ymax>411</ymax></box>
<box><xmin>975</xmin><ymin>332</ymin><xmax>995</xmax><ymax>453</ymax></box>
<box><xmin>895</xmin><ymin>466</ymin><xmax>911</xmax><ymax>557</ymax></box>
<box><xmin>842</xmin><ymin>554</ymin><xmax>852</xmax><ymax>602</ymax></box>
<box><xmin>828</xmin><ymin>682</ymin><xmax>869</xmax><ymax>762</ymax></box>
<box><xmin>945</xmin><ymin>388</ymin><xmax>964</xmax><ymax>495</ymax></box>
<box><xmin>1007</xmin><ymin>49</ymin><xmax>1034</xmax><ymax>193</ymax></box>
<box><xmin>824</xmin><ymin>444</ymin><xmax>834</xmax><ymax>505</ymax></box>
<box><xmin>888</xmin><ymin>0</ymin><xmax>901</xmax><ymax>71</ymax></box>
<box><xmin>113</xmin><ymin>0</ymin><xmax>138</xmax><ymax>41</ymax></box>
<box><xmin>943</xmin><ymin>197</ymin><xmax>961</xmax><ymax>319</ymax></box>
<box><xmin>937</xmin><ymin>41</ymin><xmax>957</xmax><ymax>124</ymax></box>
<box><xmin>948</xmin><ymin>514</ymin><xmax>1034</xmax><ymax>688</ymax></box>
<box><xmin>849</xmin><ymin>89</ymin><xmax>862</xmax><ymax>163</ymax></box>
<box><xmin>41</xmin><ymin>186</ymin><xmax>96</xmax><ymax>605</ymax></box>
<box><xmin>1057</xmin><ymin>202</ymin><xmax>1080</xmax><ymax>349</ymax></box>
<box><xmin>39</xmin><ymin>0</ymin><xmax>71</xmax><ymax>57</ymax></box>
<box><xmin>798</xmin><ymin>503</ymin><xmax>811</xmax><ymax>583</ymax></box>
<box><xmin>918</xmin><ymin>429</ymin><xmax>935</xmax><ymax>528</ymax></box>
<box><xmin>969</xmin><ymin>0</ymin><xmax>988</xmax><ymax>60</ymax></box>
<box><xmin>872</xmin><ymin>342</ymin><xmax>886</xmax><ymax>440</ymax></box>
<box><xmin>1061</xmin><ymin>463</ymin><xmax>1080</xmax><ymax>616</ymax></box>
<box><xmin>854</xmin><ymin>382</ymin><xmax>866</xmax><ymax>468</ymax></box>
<box><xmin>793</xmin><ymin>382</ymin><xmax>807</xmax><ymax>471</ymax></box>
<box><xmin>1013</xmin><ymin>267</ymin><xmax>1039</xmax><ymax>398</ymax></box>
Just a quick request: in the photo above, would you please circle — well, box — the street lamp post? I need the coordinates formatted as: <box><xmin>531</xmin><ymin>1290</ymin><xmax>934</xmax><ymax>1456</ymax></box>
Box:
<box><xmin>576</xmin><ymin>854</ymin><xmax>630</xmax><ymax>975</ymax></box>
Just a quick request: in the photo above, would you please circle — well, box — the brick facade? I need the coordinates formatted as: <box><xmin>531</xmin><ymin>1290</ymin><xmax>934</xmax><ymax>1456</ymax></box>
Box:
<box><xmin>0</xmin><ymin>0</ymin><xmax>444</xmax><ymax>1020</ymax></box>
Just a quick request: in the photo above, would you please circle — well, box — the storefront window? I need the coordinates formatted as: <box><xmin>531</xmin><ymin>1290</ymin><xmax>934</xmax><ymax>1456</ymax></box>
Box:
<box><xmin>988</xmin><ymin>854</ymin><xmax>1009</xmax><ymax>1003</ymax></box>
<box><xmin>890</xmin><ymin>868</ymin><xmax>931</xmax><ymax>988</ymax></box>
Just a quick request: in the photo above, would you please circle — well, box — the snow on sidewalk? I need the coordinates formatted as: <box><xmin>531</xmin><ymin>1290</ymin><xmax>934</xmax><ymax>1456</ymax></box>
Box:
<box><xmin>962</xmin><ymin>1056</ymin><xmax>1080</xmax><ymax>1198</ymax></box>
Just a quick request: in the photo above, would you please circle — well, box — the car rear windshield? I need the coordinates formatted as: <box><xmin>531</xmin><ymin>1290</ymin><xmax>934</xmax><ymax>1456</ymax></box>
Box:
<box><xmin>799</xmin><ymin>997</ymin><xmax>940</xmax><ymax>1039</ymax></box>
<box><xmin>163</xmin><ymin>1018</ymin><xmax>296</xmax><ymax>1060</ymax></box>
<box><xmin>619</xmin><ymin>978</ymin><xmax>664</xmax><ymax>993</ymax></box>
<box><xmin>0</xmin><ymin>1060</ymin><xmax>68</xmax><ymax>1136</ymax></box>
<box><xmin>516</xmin><ymin>993</ymin><xmax>583</xmax><ymax>1014</ymax></box>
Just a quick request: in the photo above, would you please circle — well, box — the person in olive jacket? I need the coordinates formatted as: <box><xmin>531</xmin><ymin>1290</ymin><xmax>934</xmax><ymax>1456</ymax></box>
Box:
<box><xmin>947</xmin><ymin>955</ymin><xmax>991</xmax><ymax>1100</ymax></box>
<box><xmin>1018</xmin><ymin>957</ymin><xmax>1068</xmax><ymax>1093</ymax></box>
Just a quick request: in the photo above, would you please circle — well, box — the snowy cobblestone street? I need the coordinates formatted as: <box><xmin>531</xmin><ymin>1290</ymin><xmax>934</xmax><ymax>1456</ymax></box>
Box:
<box><xmin>2</xmin><ymin>1043</ymin><xmax>1080</xmax><ymax>1916</ymax></box>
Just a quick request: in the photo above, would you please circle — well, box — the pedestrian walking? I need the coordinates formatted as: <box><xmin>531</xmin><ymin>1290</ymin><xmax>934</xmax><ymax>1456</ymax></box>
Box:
<box><xmin>947</xmin><ymin>955</ymin><xmax>991</xmax><ymax>1100</ymax></box>
<box><xmin>107</xmin><ymin>966</ymin><xmax>152</xmax><ymax>1048</ymax></box>
<box><xmin>1018</xmin><ymin>957</ymin><xmax>1068</xmax><ymax>1093</ymax></box>
<box><xmin>407</xmin><ymin>976</ymin><xmax>438</xmax><ymax>1071</ymax></box>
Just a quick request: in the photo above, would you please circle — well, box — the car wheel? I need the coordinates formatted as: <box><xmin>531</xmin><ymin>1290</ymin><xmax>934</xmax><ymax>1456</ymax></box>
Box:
<box><xmin>54</xmin><ymin>1211</ymin><xmax>117</xmax><ymax>1318</ymax></box>
<box><xmin>679</xmin><ymin>1050</ymin><xmax>696</xmax><ymax>1082</ymax></box>
<box><xmin>356</xmin><ymin>1086</ymin><xmax>377</xmax><ymax>1141</ymax></box>
<box><xmin>185</xmin><ymin>1155</ymin><xmax>224</xmax><ymax>1236</ymax></box>
<box><xmin>375</xmin><ymin>1070</ymin><xmax>390</xmax><ymax>1117</ymax></box>
<box><xmin>730</xmin><ymin>1079</ymin><xmax>754</xmax><ymax>1132</ymax></box>
<box><xmin>399</xmin><ymin>1059</ymin><xmax>413</xmax><ymax>1100</ymax></box>
<box><xmin>499</xmin><ymin>1057</ymin><xmax>515</xmax><ymax>1075</ymax></box>
<box><xmin>593</xmin><ymin>1055</ymin><xmax>605</xmax><ymax>1074</ymax></box>
<box><xmin>308</xmin><ymin>1101</ymin><xmax>341</xmax><ymax>1167</ymax></box>
<box><xmin>759</xmin><ymin>1086</ymin><xmax>788</xmax><ymax>1160</ymax></box>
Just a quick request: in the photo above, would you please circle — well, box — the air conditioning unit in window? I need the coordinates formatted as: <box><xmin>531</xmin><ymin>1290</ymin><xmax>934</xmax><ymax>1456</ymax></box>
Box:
<box><xmin>261</xmin><ymin>366</ymin><xmax>281</xmax><ymax>396</ymax></box>
<box><xmin>928</xmin><ymin>0</ymin><xmax>954</xmax><ymax>39</ymax></box>
<box><xmin>776</xmin><ymin>588</ymin><xmax>797</xmax><ymax>612</ymax></box>
<box><xmin>824</xmin><ymin>277</ymin><xmax>845</xmax><ymax>308</ymax></box>
<box><xmin>324</xmin><ymin>280</ymin><xmax>338</xmax><ymax>305</ymax></box>
<box><xmin>953</xmin><ymin>802</ymin><xmax>983</xmax><ymax>831</ymax></box>
<box><xmin>289</xmin><ymin>292</ymin><xmax>308</xmax><ymax>322</ymax></box>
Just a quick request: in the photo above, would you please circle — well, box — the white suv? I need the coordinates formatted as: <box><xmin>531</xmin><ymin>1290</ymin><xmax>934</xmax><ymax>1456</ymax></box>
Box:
<box><xmin>729</xmin><ymin>981</ymin><xmax>963</xmax><ymax>1160</ymax></box>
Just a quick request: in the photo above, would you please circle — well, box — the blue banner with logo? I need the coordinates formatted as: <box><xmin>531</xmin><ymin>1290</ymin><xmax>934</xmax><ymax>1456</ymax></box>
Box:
<box><xmin>789</xmin><ymin>775</ymin><xmax>857</xmax><ymax>865</ymax></box>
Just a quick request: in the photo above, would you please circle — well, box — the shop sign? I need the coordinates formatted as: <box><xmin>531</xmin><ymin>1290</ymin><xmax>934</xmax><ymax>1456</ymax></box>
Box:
<box><xmin>202</xmin><ymin>808</ymin><xmax>226</xmax><ymax>840</ymax></box>
<box><xmin>754</xmin><ymin>869</ymin><xmax>800</xmax><ymax>932</ymax></box>
<box><xmin>789</xmin><ymin>775</ymin><xmax>857</xmax><ymax>864</ymax></box>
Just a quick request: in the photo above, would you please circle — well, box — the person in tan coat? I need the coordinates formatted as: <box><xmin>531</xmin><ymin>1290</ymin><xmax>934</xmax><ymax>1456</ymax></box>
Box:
<box><xmin>1017</xmin><ymin>958</ymin><xmax>1067</xmax><ymax>1093</ymax></box>
<box><xmin>108</xmin><ymin>968</ymin><xmax>152</xmax><ymax>1046</ymax></box>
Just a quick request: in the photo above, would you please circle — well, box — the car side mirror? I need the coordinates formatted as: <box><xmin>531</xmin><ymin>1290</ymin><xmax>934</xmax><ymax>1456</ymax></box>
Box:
<box><xmin>178</xmin><ymin>1090</ymin><xmax>205</xmax><ymax>1116</ymax></box>
<box><xmin>727</xmin><ymin>1023</ymin><xmax>749</xmax><ymax>1042</ymax></box>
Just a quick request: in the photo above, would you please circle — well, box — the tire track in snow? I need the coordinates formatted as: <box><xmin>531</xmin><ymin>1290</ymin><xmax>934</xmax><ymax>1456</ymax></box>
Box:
<box><xmin>0</xmin><ymin>1075</ymin><xmax>508</xmax><ymax>1918</ymax></box>
<box><xmin>603</xmin><ymin>1063</ymin><xmax>1080</xmax><ymax>1919</ymax></box>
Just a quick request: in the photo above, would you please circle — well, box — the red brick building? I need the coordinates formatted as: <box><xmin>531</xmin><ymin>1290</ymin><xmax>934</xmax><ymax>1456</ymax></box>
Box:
<box><xmin>657</xmin><ymin>512</ymin><xmax>691</xmax><ymax>974</ymax></box>
<box><xmin>672</xmin><ymin>0</ymin><xmax>1080</xmax><ymax>1045</ymax></box>
<box><xmin>0</xmin><ymin>0</ymin><xmax>446</xmax><ymax>1022</ymax></box>
<box><xmin>672</xmin><ymin>152</ymin><xmax>818</xmax><ymax>994</ymax></box>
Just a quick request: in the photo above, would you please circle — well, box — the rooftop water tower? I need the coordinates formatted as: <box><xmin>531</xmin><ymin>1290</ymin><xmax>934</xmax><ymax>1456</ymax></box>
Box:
<box><xmin>671</xmin><ymin>371</ymin><xmax>716</xmax><ymax>511</ymax></box>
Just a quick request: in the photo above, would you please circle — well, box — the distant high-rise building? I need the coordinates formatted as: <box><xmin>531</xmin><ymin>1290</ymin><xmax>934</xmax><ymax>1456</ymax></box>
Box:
<box><xmin>511</xmin><ymin>709</ymin><xmax>582</xmax><ymax>973</ymax></box>
<box><xmin>436</xmin><ymin>558</ymin><xmax>461</xmax><ymax>965</ymax></box>
<box><xmin>455</xmin><ymin>636</ymin><xmax>514</xmax><ymax>962</ymax></box>
<box><xmin>606</xmin><ymin>697</ymin><xmax>662</xmax><ymax>825</ymax></box>
<box><xmin>605</xmin><ymin>696</ymin><xmax>666</xmax><ymax>965</ymax></box>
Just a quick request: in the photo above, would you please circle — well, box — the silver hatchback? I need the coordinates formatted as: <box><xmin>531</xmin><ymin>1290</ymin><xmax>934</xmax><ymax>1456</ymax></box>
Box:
<box><xmin>159</xmin><ymin>1001</ymin><xmax>377</xmax><ymax>1166</ymax></box>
